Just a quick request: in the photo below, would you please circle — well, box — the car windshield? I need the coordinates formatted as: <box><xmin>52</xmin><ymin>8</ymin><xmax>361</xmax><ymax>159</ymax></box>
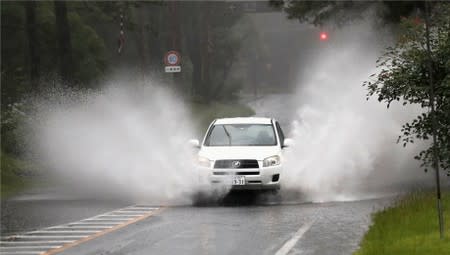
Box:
<box><xmin>205</xmin><ymin>124</ymin><xmax>277</xmax><ymax>146</ymax></box>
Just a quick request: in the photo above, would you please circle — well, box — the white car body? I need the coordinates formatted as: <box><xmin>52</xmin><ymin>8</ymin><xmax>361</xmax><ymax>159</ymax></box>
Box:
<box><xmin>192</xmin><ymin>117</ymin><xmax>292</xmax><ymax>191</ymax></box>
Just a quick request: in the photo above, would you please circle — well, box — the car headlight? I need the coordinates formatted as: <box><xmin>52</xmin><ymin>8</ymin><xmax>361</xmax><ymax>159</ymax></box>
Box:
<box><xmin>197</xmin><ymin>156</ymin><xmax>211</xmax><ymax>168</ymax></box>
<box><xmin>263</xmin><ymin>155</ymin><xmax>280</xmax><ymax>167</ymax></box>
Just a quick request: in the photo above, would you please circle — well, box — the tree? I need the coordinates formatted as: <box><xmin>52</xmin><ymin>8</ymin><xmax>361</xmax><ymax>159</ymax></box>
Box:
<box><xmin>24</xmin><ymin>1</ymin><xmax>40</xmax><ymax>89</ymax></box>
<box><xmin>181</xmin><ymin>1</ymin><xmax>247</xmax><ymax>102</ymax></box>
<box><xmin>54</xmin><ymin>1</ymin><xmax>73</xmax><ymax>82</ymax></box>
<box><xmin>363</xmin><ymin>3</ymin><xmax>450</xmax><ymax>174</ymax></box>
<box><xmin>271</xmin><ymin>0</ymin><xmax>426</xmax><ymax>26</ymax></box>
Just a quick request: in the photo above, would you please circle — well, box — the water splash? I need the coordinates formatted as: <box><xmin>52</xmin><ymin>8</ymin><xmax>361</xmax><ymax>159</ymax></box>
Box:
<box><xmin>29</xmin><ymin>76</ymin><xmax>198</xmax><ymax>204</ymax></box>
<box><xmin>282</xmin><ymin>20</ymin><xmax>431</xmax><ymax>202</ymax></box>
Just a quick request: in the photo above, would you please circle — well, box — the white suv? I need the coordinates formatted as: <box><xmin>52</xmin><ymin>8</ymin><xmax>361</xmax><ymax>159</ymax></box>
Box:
<box><xmin>190</xmin><ymin>117</ymin><xmax>292</xmax><ymax>191</ymax></box>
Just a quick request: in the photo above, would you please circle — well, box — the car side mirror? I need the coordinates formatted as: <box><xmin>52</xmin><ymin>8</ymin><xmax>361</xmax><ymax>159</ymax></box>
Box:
<box><xmin>283</xmin><ymin>138</ymin><xmax>294</xmax><ymax>148</ymax></box>
<box><xmin>189</xmin><ymin>139</ymin><xmax>200</xmax><ymax>148</ymax></box>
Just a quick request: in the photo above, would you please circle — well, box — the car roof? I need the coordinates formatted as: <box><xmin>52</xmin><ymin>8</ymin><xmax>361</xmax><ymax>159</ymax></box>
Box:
<box><xmin>214</xmin><ymin>117</ymin><xmax>273</xmax><ymax>125</ymax></box>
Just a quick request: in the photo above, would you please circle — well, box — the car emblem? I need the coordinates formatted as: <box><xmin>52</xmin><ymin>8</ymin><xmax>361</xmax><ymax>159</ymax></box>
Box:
<box><xmin>232</xmin><ymin>161</ymin><xmax>241</xmax><ymax>168</ymax></box>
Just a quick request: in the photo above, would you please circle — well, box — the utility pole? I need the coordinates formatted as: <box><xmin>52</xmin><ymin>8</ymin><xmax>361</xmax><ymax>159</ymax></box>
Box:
<box><xmin>424</xmin><ymin>0</ymin><xmax>444</xmax><ymax>239</ymax></box>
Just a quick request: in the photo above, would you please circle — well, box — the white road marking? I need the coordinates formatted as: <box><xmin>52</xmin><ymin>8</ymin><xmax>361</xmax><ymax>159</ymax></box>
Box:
<box><xmin>0</xmin><ymin>252</ymin><xmax>44</xmax><ymax>255</ymax></box>
<box><xmin>0</xmin><ymin>241</ymin><xmax>74</xmax><ymax>245</ymax></box>
<box><xmin>104</xmin><ymin>213</ymin><xmax>144</xmax><ymax>217</ymax></box>
<box><xmin>88</xmin><ymin>218</ymin><xmax>134</xmax><ymax>221</ymax></box>
<box><xmin>6</xmin><ymin>235</ymin><xmax>88</xmax><ymax>239</ymax></box>
<box><xmin>29</xmin><ymin>230</ymin><xmax>101</xmax><ymax>234</ymax></box>
<box><xmin>128</xmin><ymin>206</ymin><xmax>158</xmax><ymax>210</ymax></box>
<box><xmin>92</xmin><ymin>216</ymin><xmax>135</xmax><ymax>219</ymax></box>
<box><xmin>33</xmin><ymin>230</ymin><xmax>100</xmax><ymax>234</ymax></box>
<box><xmin>0</xmin><ymin>245</ymin><xmax>62</xmax><ymax>249</ymax></box>
<box><xmin>117</xmin><ymin>210</ymin><xmax>149</xmax><ymax>213</ymax></box>
<box><xmin>67</xmin><ymin>222</ymin><xmax>120</xmax><ymax>226</ymax></box>
<box><xmin>46</xmin><ymin>226</ymin><xmax>113</xmax><ymax>230</ymax></box>
<box><xmin>0</xmin><ymin>205</ymin><xmax>159</xmax><ymax>255</ymax></box>
<box><xmin>107</xmin><ymin>213</ymin><xmax>145</xmax><ymax>216</ymax></box>
<box><xmin>274</xmin><ymin>220</ymin><xmax>315</xmax><ymax>255</ymax></box>
<box><xmin>80</xmin><ymin>219</ymin><xmax>125</xmax><ymax>222</ymax></box>
<box><xmin>113</xmin><ymin>210</ymin><xmax>146</xmax><ymax>213</ymax></box>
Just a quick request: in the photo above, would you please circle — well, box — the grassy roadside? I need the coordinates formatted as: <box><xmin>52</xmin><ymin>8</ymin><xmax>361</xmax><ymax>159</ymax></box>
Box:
<box><xmin>354</xmin><ymin>191</ymin><xmax>450</xmax><ymax>255</ymax></box>
<box><xmin>0</xmin><ymin>152</ymin><xmax>39</xmax><ymax>199</ymax></box>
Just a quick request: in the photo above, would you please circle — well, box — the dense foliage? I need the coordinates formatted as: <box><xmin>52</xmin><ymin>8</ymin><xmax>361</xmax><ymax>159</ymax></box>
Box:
<box><xmin>1</xmin><ymin>2</ymin><xmax>262</xmax><ymax>106</ymax></box>
<box><xmin>1</xmin><ymin>1</ymin><xmax>264</xmax><ymax>155</ymax></box>
<box><xmin>364</xmin><ymin>3</ymin><xmax>450</xmax><ymax>173</ymax></box>
<box><xmin>271</xmin><ymin>0</ymin><xmax>425</xmax><ymax>26</ymax></box>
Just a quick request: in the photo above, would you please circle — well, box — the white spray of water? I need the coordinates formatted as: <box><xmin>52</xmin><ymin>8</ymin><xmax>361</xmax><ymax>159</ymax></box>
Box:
<box><xmin>26</xmin><ymin>20</ymin><xmax>434</xmax><ymax>205</ymax></box>
<box><xmin>30</xmin><ymin>77</ymin><xmax>198</xmax><ymax>204</ymax></box>
<box><xmin>283</xmin><ymin>20</ymin><xmax>432</xmax><ymax>202</ymax></box>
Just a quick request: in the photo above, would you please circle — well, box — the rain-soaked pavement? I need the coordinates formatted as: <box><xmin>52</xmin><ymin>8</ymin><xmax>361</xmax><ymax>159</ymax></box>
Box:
<box><xmin>1</xmin><ymin>189</ymin><xmax>394</xmax><ymax>255</ymax></box>
<box><xmin>0</xmin><ymin>195</ymin><xmax>128</xmax><ymax>235</ymax></box>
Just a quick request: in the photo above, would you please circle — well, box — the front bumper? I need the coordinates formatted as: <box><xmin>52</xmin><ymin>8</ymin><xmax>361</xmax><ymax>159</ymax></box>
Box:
<box><xmin>197</xmin><ymin>165</ymin><xmax>281</xmax><ymax>190</ymax></box>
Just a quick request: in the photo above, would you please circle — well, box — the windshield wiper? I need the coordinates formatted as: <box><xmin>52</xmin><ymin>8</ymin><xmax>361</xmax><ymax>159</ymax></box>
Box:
<box><xmin>222</xmin><ymin>125</ymin><xmax>232</xmax><ymax>145</ymax></box>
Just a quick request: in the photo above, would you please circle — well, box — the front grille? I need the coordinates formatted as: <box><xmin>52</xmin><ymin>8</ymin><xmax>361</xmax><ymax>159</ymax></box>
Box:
<box><xmin>236</xmin><ymin>171</ymin><xmax>259</xmax><ymax>175</ymax></box>
<box><xmin>214</xmin><ymin>159</ymin><xmax>259</xmax><ymax>169</ymax></box>
<box><xmin>212</xmin><ymin>171</ymin><xmax>259</xmax><ymax>175</ymax></box>
<box><xmin>213</xmin><ymin>172</ymin><xmax>228</xmax><ymax>175</ymax></box>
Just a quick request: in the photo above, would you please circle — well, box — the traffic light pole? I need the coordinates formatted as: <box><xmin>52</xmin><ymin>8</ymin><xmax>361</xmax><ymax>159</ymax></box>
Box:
<box><xmin>424</xmin><ymin>0</ymin><xmax>444</xmax><ymax>239</ymax></box>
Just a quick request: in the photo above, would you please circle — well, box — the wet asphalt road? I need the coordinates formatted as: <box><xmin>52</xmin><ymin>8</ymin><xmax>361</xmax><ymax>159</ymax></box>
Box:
<box><xmin>0</xmin><ymin>196</ymin><xmax>128</xmax><ymax>235</ymax></box>
<box><xmin>1</xmin><ymin>189</ymin><xmax>394</xmax><ymax>255</ymax></box>
<box><xmin>51</xmin><ymin>194</ymin><xmax>392</xmax><ymax>255</ymax></box>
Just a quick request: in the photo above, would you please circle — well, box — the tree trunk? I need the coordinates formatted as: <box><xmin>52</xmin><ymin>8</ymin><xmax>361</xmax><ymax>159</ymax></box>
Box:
<box><xmin>189</xmin><ymin>33</ymin><xmax>201</xmax><ymax>98</ymax></box>
<box><xmin>54</xmin><ymin>1</ymin><xmax>73</xmax><ymax>83</ymax></box>
<box><xmin>135</xmin><ymin>3</ymin><xmax>149</xmax><ymax>79</ymax></box>
<box><xmin>187</xmin><ymin>4</ymin><xmax>202</xmax><ymax>98</ymax></box>
<box><xmin>200</xmin><ymin>3</ymin><xmax>211</xmax><ymax>102</ymax></box>
<box><xmin>24</xmin><ymin>1</ymin><xmax>40</xmax><ymax>89</ymax></box>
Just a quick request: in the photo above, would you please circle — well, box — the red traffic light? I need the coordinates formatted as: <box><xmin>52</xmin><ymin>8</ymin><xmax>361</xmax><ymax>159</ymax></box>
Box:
<box><xmin>320</xmin><ymin>32</ymin><xmax>328</xmax><ymax>41</ymax></box>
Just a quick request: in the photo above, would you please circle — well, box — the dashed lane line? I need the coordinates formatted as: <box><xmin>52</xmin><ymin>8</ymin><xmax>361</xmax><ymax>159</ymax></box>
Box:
<box><xmin>0</xmin><ymin>241</ymin><xmax>74</xmax><ymax>245</ymax></box>
<box><xmin>4</xmin><ymin>236</ymin><xmax>89</xmax><ymax>239</ymax></box>
<box><xmin>0</xmin><ymin>252</ymin><xmax>45</xmax><ymax>255</ymax></box>
<box><xmin>1</xmin><ymin>246</ymin><xmax>62</xmax><ymax>250</ymax></box>
<box><xmin>274</xmin><ymin>220</ymin><xmax>315</xmax><ymax>255</ymax></box>
<box><xmin>0</xmin><ymin>205</ymin><xmax>162</xmax><ymax>255</ymax></box>
<box><xmin>28</xmin><ymin>230</ymin><xmax>101</xmax><ymax>234</ymax></box>
<box><xmin>65</xmin><ymin>222</ymin><xmax>120</xmax><ymax>226</ymax></box>
<box><xmin>79</xmin><ymin>219</ymin><xmax>125</xmax><ymax>222</ymax></box>
<box><xmin>45</xmin><ymin>226</ymin><xmax>113</xmax><ymax>230</ymax></box>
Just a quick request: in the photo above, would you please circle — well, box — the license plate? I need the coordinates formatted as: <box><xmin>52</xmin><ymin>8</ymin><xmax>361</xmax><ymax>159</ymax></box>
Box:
<box><xmin>231</xmin><ymin>176</ymin><xmax>245</xmax><ymax>185</ymax></box>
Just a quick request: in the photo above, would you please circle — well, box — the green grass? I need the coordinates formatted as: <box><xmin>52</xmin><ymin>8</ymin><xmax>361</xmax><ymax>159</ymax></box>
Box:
<box><xmin>0</xmin><ymin>152</ymin><xmax>37</xmax><ymax>198</ymax></box>
<box><xmin>354</xmin><ymin>191</ymin><xmax>450</xmax><ymax>255</ymax></box>
<box><xmin>190</xmin><ymin>101</ymin><xmax>255</xmax><ymax>136</ymax></box>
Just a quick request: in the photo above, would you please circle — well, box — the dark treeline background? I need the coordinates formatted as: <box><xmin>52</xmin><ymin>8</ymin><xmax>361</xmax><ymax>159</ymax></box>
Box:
<box><xmin>1</xmin><ymin>1</ymin><xmax>276</xmax><ymax>108</ymax></box>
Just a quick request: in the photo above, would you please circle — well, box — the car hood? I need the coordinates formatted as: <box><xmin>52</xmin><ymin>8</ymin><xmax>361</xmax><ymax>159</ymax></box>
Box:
<box><xmin>198</xmin><ymin>146</ymin><xmax>281</xmax><ymax>161</ymax></box>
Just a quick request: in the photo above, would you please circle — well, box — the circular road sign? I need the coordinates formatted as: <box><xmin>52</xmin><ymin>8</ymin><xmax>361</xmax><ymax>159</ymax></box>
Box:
<box><xmin>164</xmin><ymin>50</ymin><xmax>181</xmax><ymax>66</ymax></box>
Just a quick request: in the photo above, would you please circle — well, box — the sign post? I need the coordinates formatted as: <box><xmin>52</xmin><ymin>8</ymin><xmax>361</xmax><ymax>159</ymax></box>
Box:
<box><xmin>164</xmin><ymin>50</ymin><xmax>181</xmax><ymax>73</ymax></box>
